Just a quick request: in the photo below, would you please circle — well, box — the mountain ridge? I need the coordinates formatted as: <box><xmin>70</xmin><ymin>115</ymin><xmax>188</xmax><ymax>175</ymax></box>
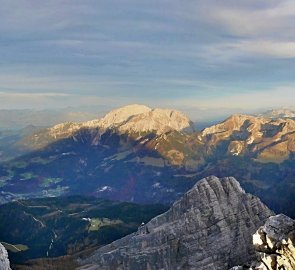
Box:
<box><xmin>0</xmin><ymin>105</ymin><xmax>294</xmax><ymax>217</ymax></box>
<box><xmin>78</xmin><ymin>176</ymin><xmax>274</xmax><ymax>270</ymax></box>
<box><xmin>19</xmin><ymin>104</ymin><xmax>194</xmax><ymax>151</ymax></box>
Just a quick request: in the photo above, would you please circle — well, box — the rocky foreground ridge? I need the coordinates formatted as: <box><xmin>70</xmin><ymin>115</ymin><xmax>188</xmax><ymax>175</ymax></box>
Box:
<box><xmin>78</xmin><ymin>176</ymin><xmax>274</xmax><ymax>270</ymax></box>
<box><xmin>0</xmin><ymin>243</ymin><xmax>11</xmax><ymax>270</ymax></box>
<box><xmin>253</xmin><ymin>214</ymin><xmax>295</xmax><ymax>269</ymax></box>
<box><xmin>232</xmin><ymin>214</ymin><xmax>295</xmax><ymax>270</ymax></box>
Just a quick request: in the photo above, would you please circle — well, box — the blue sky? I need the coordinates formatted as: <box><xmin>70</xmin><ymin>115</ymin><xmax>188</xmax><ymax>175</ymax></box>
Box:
<box><xmin>0</xmin><ymin>0</ymin><xmax>295</xmax><ymax>112</ymax></box>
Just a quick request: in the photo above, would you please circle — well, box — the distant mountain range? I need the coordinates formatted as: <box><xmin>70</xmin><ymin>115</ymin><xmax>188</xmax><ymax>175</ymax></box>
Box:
<box><xmin>259</xmin><ymin>108</ymin><xmax>295</xmax><ymax>119</ymax></box>
<box><xmin>0</xmin><ymin>105</ymin><xmax>294</xmax><ymax>217</ymax></box>
<box><xmin>0</xmin><ymin>108</ymin><xmax>104</xmax><ymax>131</ymax></box>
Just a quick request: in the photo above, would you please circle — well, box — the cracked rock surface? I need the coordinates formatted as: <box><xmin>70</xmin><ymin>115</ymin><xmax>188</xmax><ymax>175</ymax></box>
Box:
<box><xmin>78</xmin><ymin>176</ymin><xmax>273</xmax><ymax>270</ymax></box>
<box><xmin>0</xmin><ymin>243</ymin><xmax>11</xmax><ymax>270</ymax></box>
<box><xmin>252</xmin><ymin>214</ymin><xmax>295</xmax><ymax>270</ymax></box>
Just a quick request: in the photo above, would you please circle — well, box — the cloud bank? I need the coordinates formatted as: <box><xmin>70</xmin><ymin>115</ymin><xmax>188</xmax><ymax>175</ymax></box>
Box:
<box><xmin>0</xmin><ymin>0</ymin><xmax>294</xmax><ymax>110</ymax></box>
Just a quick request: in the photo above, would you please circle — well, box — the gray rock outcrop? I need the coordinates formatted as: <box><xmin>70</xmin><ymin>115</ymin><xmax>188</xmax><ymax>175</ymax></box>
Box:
<box><xmin>0</xmin><ymin>243</ymin><xmax>11</xmax><ymax>270</ymax></box>
<box><xmin>78</xmin><ymin>176</ymin><xmax>273</xmax><ymax>270</ymax></box>
<box><xmin>251</xmin><ymin>214</ymin><xmax>295</xmax><ymax>269</ymax></box>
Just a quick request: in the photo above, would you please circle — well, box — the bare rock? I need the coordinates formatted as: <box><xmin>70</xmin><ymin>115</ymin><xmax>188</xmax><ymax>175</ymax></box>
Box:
<box><xmin>101</xmin><ymin>105</ymin><xmax>194</xmax><ymax>134</ymax></box>
<box><xmin>252</xmin><ymin>214</ymin><xmax>295</xmax><ymax>270</ymax></box>
<box><xmin>0</xmin><ymin>243</ymin><xmax>11</xmax><ymax>270</ymax></box>
<box><xmin>77</xmin><ymin>176</ymin><xmax>273</xmax><ymax>270</ymax></box>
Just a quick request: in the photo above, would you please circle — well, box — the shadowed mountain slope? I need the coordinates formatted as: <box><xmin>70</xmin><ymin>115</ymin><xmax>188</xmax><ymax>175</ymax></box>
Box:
<box><xmin>0</xmin><ymin>105</ymin><xmax>294</xmax><ymax>217</ymax></box>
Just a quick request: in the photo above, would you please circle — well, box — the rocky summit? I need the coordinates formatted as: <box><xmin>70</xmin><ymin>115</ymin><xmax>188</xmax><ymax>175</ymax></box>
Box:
<box><xmin>252</xmin><ymin>214</ymin><xmax>295</xmax><ymax>270</ymax></box>
<box><xmin>0</xmin><ymin>243</ymin><xmax>11</xmax><ymax>270</ymax></box>
<box><xmin>77</xmin><ymin>176</ymin><xmax>273</xmax><ymax>270</ymax></box>
<box><xmin>231</xmin><ymin>214</ymin><xmax>295</xmax><ymax>270</ymax></box>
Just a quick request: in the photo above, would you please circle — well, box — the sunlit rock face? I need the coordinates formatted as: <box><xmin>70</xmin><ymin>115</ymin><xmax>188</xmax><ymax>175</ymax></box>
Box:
<box><xmin>90</xmin><ymin>104</ymin><xmax>194</xmax><ymax>134</ymax></box>
<box><xmin>201</xmin><ymin>114</ymin><xmax>295</xmax><ymax>163</ymax></box>
<box><xmin>0</xmin><ymin>243</ymin><xmax>11</xmax><ymax>270</ymax></box>
<box><xmin>22</xmin><ymin>104</ymin><xmax>194</xmax><ymax>149</ymax></box>
<box><xmin>230</xmin><ymin>214</ymin><xmax>295</xmax><ymax>270</ymax></box>
<box><xmin>252</xmin><ymin>214</ymin><xmax>295</xmax><ymax>270</ymax></box>
<box><xmin>78</xmin><ymin>176</ymin><xmax>273</xmax><ymax>270</ymax></box>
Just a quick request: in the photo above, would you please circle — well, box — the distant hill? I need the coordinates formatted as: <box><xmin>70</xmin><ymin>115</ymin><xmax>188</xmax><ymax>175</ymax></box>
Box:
<box><xmin>258</xmin><ymin>108</ymin><xmax>295</xmax><ymax>119</ymax></box>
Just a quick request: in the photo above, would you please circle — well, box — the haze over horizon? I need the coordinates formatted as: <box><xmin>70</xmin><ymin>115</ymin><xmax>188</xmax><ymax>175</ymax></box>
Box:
<box><xmin>0</xmin><ymin>0</ymin><xmax>295</xmax><ymax>111</ymax></box>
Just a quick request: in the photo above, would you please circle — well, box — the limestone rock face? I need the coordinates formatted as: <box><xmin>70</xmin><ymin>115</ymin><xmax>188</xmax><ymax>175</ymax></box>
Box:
<box><xmin>99</xmin><ymin>104</ymin><xmax>152</xmax><ymax>128</ymax></box>
<box><xmin>0</xmin><ymin>243</ymin><xmax>11</xmax><ymax>270</ymax></box>
<box><xmin>78</xmin><ymin>176</ymin><xmax>273</xmax><ymax>270</ymax></box>
<box><xmin>98</xmin><ymin>105</ymin><xmax>193</xmax><ymax>134</ymax></box>
<box><xmin>251</xmin><ymin>214</ymin><xmax>295</xmax><ymax>270</ymax></box>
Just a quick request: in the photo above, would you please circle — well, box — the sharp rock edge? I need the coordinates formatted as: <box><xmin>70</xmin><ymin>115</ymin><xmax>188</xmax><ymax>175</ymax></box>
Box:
<box><xmin>231</xmin><ymin>214</ymin><xmax>295</xmax><ymax>270</ymax></box>
<box><xmin>0</xmin><ymin>243</ymin><xmax>11</xmax><ymax>270</ymax></box>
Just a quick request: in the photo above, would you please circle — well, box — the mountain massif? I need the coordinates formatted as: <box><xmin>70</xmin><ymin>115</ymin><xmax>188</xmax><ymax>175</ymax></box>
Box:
<box><xmin>0</xmin><ymin>105</ymin><xmax>294</xmax><ymax>217</ymax></box>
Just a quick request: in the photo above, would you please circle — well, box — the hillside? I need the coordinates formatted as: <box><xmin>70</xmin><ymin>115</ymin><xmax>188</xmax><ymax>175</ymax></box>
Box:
<box><xmin>0</xmin><ymin>196</ymin><xmax>167</xmax><ymax>265</ymax></box>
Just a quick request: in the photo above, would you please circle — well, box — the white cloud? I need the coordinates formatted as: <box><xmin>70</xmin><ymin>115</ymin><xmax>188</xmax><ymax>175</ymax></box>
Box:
<box><xmin>202</xmin><ymin>40</ymin><xmax>295</xmax><ymax>62</ymax></box>
<box><xmin>203</xmin><ymin>0</ymin><xmax>295</xmax><ymax>37</ymax></box>
<box><xmin>0</xmin><ymin>0</ymin><xmax>294</xmax><ymax>111</ymax></box>
<box><xmin>235</xmin><ymin>40</ymin><xmax>295</xmax><ymax>58</ymax></box>
<box><xmin>0</xmin><ymin>90</ymin><xmax>140</xmax><ymax>110</ymax></box>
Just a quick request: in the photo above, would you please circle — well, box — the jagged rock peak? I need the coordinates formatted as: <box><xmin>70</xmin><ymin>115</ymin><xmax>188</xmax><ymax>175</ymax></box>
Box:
<box><xmin>0</xmin><ymin>243</ymin><xmax>11</xmax><ymax>270</ymax></box>
<box><xmin>78</xmin><ymin>176</ymin><xmax>273</xmax><ymax>270</ymax></box>
<box><xmin>252</xmin><ymin>214</ymin><xmax>295</xmax><ymax>270</ymax></box>
<box><xmin>231</xmin><ymin>214</ymin><xmax>295</xmax><ymax>270</ymax></box>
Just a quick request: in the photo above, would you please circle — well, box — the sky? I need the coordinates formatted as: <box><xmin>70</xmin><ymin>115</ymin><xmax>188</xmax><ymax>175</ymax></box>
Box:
<box><xmin>0</xmin><ymin>0</ymin><xmax>295</xmax><ymax>112</ymax></box>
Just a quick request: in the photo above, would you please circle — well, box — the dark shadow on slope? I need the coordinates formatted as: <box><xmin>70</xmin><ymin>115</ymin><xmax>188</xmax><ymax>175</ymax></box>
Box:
<box><xmin>0</xmin><ymin>127</ymin><xmax>203</xmax><ymax>206</ymax></box>
<box><xmin>0</xmin><ymin>125</ymin><xmax>294</xmax><ymax>218</ymax></box>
